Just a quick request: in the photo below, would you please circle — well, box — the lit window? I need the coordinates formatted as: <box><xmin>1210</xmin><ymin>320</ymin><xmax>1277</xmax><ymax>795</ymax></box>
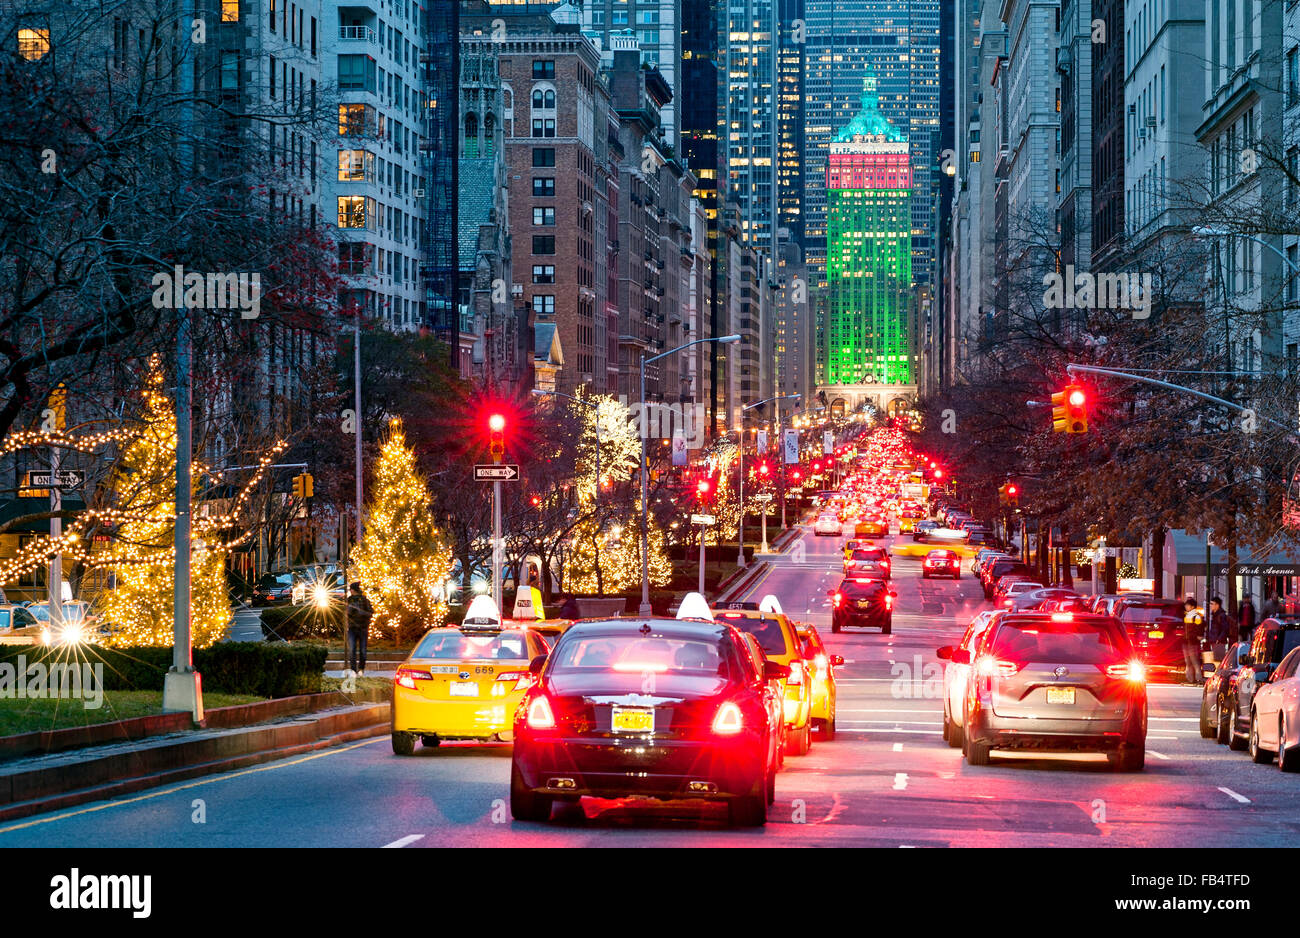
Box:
<box><xmin>222</xmin><ymin>0</ymin><xmax>239</xmax><ymax>22</ymax></box>
<box><xmin>337</xmin><ymin>196</ymin><xmax>368</xmax><ymax>228</ymax></box>
<box><xmin>17</xmin><ymin>27</ymin><xmax>49</xmax><ymax>60</ymax></box>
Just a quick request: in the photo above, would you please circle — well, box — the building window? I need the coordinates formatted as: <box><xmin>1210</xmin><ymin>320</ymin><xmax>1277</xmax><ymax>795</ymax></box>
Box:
<box><xmin>338</xmin><ymin>54</ymin><xmax>376</xmax><ymax>92</ymax></box>
<box><xmin>221</xmin><ymin>51</ymin><xmax>239</xmax><ymax>91</ymax></box>
<box><xmin>533</xmin><ymin>207</ymin><xmax>556</xmax><ymax>226</ymax></box>
<box><xmin>532</xmin><ymin>236</ymin><xmax>555</xmax><ymax>254</ymax></box>
<box><xmin>338</xmin><ymin>149</ymin><xmax>374</xmax><ymax>182</ymax></box>
<box><xmin>1289</xmin><ymin>47</ymin><xmax>1299</xmax><ymax>109</ymax></box>
<box><xmin>532</xmin><ymin>147</ymin><xmax>555</xmax><ymax>167</ymax></box>
<box><xmin>16</xmin><ymin>25</ymin><xmax>50</xmax><ymax>61</ymax></box>
<box><xmin>221</xmin><ymin>0</ymin><xmax>239</xmax><ymax>22</ymax></box>
<box><xmin>532</xmin><ymin>265</ymin><xmax>555</xmax><ymax>284</ymax></box>
<box><xmin>339</xmin><ymin>241</ymin><xmax>371</xmax><ymax>275</ymax></box>
<box><xmin>531</xmin><ymin>88</ymin><xmax>556</xmax><ymax>110</ymax></box>
<box><xmin>532</xmin><ymin>60</ymin><xmax>555</xmax><ymax>79</ymax></box>
<box><xmin>534</xmin><ymin>295</ymin><xmax>555</xmax><ymax>316</ymax></box>
<box><xmin>339</xmin><ymin>103</ymin><xmax>374</xmax><ymax>136</ymax></box>
<box><xmin>532</xmin><ymin>118</ymin><xmax>556</xmax><ymax>138</ymax></box>
<box><xmin>337</xmin><ymin>196</ymin><xmax>369</xmax><ymax>228</ymax></box>
<box><xmin>612</xmin><ymin>10</ymin><xmax>628</xmax><ymax>25</ymax></box>
<box><xmin>533</xmin><ymin>177</ymin><xmax>555</xmax><ymax>196</ymax></box>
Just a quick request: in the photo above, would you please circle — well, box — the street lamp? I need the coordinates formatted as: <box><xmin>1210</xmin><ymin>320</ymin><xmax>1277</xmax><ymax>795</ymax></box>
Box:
<box><xmin>1191</xmin><ymin>227</ymin><xmax>1300</xmax><ymax>275</ymax></box>
<box><xmin>737</xmin><ymin>393</ymin><xmax>801</xmax><ymax>567</ymax></box>
<box><xmin>639</xmin><ymin>335</ymin><xmax>742</xmax><ymax>614</ymax></box>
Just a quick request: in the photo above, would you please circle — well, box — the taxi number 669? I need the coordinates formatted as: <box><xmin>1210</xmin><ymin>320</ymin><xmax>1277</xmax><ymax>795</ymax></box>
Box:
<box><xmin>473</xmin><ymin>665</ymin><xmax>495</xmax><ymax>674</ymax></box>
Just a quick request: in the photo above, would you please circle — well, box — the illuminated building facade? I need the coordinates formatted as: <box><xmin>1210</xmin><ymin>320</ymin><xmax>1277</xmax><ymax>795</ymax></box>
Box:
<box><xmin>822</xmin><ymin>75</ymin><xmax>914</xmax><ymax>394</ymax></box>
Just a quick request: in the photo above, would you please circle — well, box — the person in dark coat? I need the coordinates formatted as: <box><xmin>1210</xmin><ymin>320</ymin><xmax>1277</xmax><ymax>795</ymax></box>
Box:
<box><xmin>558</xmin><ymin>594</ymin><xmax>581</xmax><ymax>620</ymax></box>
<box><xmin>1206</xmin><ymin>597</ymin><xmax>1232</xmax><ymax>663</ymax></box>
<box><xmin>345</xmin><ymin>582</ymin><xmax>374</xmax><ymax>675</ymax></box>
<box><xmin>1237</xmin><ymin>596</ymin><xmax>1256</xmax><ymax>644</ymax></box>
<box><xmin>1182</xmin><ymin>597</ymin><xmax>1206</xmax><ymax>684</ymax></box>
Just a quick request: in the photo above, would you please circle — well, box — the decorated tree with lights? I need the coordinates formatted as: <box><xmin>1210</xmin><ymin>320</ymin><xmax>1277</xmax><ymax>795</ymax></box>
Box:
<box><xmin>99</xmin><ymin>364</ymin><xmax>231</xmax><ymax>647</ymax></box>
<box><xmin>352</xmin><ymin>418</ymin><xmax>454</xmax><ymax>637</ymax></box>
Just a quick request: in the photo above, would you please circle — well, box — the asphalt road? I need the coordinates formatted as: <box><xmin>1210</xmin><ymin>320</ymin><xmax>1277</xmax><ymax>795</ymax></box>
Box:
<box><xmin>3</xmin><ymin>524</ymin><xmax>1297</xmax><ymax>847</ymax></box>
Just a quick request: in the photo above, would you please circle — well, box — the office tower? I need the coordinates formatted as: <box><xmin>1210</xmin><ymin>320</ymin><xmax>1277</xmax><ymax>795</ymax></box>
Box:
<box><xmin>777</xmin><ymin>0</ymin><xmax>806</xmax><ymax>251</ymax></box>
<box><xmin>726</xmin><ymin>0</ymin><xmax>779</xmax><ymax>254</ymax></box>
<box><xmin>823</xmin><ymin>76</ymin><xmax>913</xmax><ymax>388</ymax></box>
<box><xmin>1091</xmin><ymin>0</ymin><xmax>1125</xmax><ymax>272</ymax></box>
<box><xmin>804</xmin><ymin>1</ymin><xmax>939</xmax><ymax>290</ymax></box>
<box><xmin>581</xmin><ymin>0</ymin><xmax>682</xmax><ymax>149</ymax></box>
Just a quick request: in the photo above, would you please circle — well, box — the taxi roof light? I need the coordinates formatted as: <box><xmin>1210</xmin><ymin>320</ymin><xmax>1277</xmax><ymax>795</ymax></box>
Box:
<box><xmin>676</xmin><ymin>592</ymin><xmax>715</xmax><ymax>622</ymax></box>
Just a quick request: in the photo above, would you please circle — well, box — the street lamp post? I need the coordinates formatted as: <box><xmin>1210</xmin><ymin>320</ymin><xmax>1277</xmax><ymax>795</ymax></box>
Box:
<box><xmin>737</xmin><ymin>393</ymin><xmax>801</xmax><ymax>566</ymax></box>
<box><xmin>640</xmin><ymin>335</ymin><xmax>741</xmax><ymax>615</ymax></box>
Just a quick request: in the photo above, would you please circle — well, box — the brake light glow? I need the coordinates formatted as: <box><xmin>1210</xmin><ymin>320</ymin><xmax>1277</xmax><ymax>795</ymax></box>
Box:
<box><xmin>497</xmin><ymin>670</ymin><xmax>535</xmax><ymax>692</ymax></box>
<box><xmin>1106</xmin><ymin>660</ymin><xmax>1147</xmax><ymax>683</ymax></box>
<box><xmin>395</xmin><ymin>668</ymin><xmax>429</xmax><ymax>690</ymax></box>
<box><xmin>814</xmin><ymin>654</ymin><xmax>828</xmax><ymax>671</ymax></box>
<box><xmin>1050</xmin><ymin>612</ymin><xmax>1074</xmax><ymax>622</ymax></box>
<box><xmin>526</xmin><ymin>693</ymin><xmax>556</xmax><ymax>729</ymax></box>
<box><xmin>787</xmin><ymin>661</ymin><xmax>804</xmax><ymax>685</ymax></box>
<box><xmin>832</xmin><ymin>592</ymin><xmax>844</xmax><ymax>607</ymax></box>
<box><xmin>976</xmin><ymin>657</ymin><xmax>1019</xmax><ymax>677</ymax></box>
<box><xmin>884</xmin><ymin>593</ymin><xmax>894</xmax><ymax>611</ymax></box>
<box><xmin>712</xmin><ymin>701</ymin><xmax>744</xmax><ymax>734</ymax></box>
<box><xmin>611</xmin><ymin>662</ymin><xmax>669</xmax><ymax>672</ymax></box>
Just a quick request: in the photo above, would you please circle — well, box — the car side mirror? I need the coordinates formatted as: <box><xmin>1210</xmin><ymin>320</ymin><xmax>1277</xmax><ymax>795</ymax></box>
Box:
<box><xmin>936</xmin><ymin>645</ymin><xmax>954</xmax><ymax>660</ymax></box>
<box><xmin>765</xmin><ymin>661</ymin><xmax>791</xmax><ymax>681</ymax></box>
<box><xmin>1253</xmin><ymin>665</ymin><xmax>1273</xmax><ymax>684</ymax></box>
<box><xmin>528</xmin><ymin>654</ymin><xmax>548</xmax><ymax>675</ymax></box>
<box><xmin>831</xmin><ymin>655</ymin><xmax>844</xmax><ymax>667</ymax></box>
<box><xmin>950</xmin><ymin>649</ymin><xmax>971</xmax><ymax>665</ymax></box>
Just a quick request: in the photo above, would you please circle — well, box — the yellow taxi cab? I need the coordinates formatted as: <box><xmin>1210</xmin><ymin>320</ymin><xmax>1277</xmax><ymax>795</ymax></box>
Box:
<box><xmin>898</xmin><ymin>512</ymin><xmax>922</xmax><ymax>534</ymax></box>
<box><xmin>796</xmin><ymin>623</ymin><xmax>843</xmax><ymax>740</ymax></box>
<box><xmin>714</xmin><ymin>595</ymin><xmax>815</xmax><ymax>756</ymax></box>
<box><xmin>391</xmin><ymin>596</ymin><xmax>551</xmax><ymax>754</ymax></box>
<box><xmin>842</xmin><ymin>538</ymin><xmax>865</xmax><ymax>561</ymax></box>
<box><xmin>854</xmin><ymin>517</ymin><xmax>888</xmax><ymax>539</ymax></box>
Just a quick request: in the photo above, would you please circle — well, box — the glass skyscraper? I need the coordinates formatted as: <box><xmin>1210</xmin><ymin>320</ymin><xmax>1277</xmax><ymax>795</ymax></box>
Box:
<box><xmin>823</xmin><ymin>74</ymin><xmax>913</xmax><ymax>387</ymax></box>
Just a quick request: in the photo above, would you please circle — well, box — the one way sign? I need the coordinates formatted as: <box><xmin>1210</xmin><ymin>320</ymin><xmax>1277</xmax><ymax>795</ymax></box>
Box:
<box><xmin>474</xmin><ymin>464</ymin><xmax>520</xmax><ymax>482</ymax></box>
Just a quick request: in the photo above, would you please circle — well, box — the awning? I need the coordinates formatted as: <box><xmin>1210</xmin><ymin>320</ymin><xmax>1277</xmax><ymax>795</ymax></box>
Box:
<box><xmin>1165</xmin><ymin>529</ymin><xmax>1300</xmax><ymax>577</ymax></box>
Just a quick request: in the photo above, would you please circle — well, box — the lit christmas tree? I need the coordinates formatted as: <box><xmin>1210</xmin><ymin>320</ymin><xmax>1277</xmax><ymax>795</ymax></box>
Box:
<box><xmin>100</xmin><ymin>362</ymin><xmax>231</xmax><ymax>647</ymax></box>
<box><xmin>352</xmin><ymin>418</ymin><xmax>453</xmax><ymax>636</ymax></box>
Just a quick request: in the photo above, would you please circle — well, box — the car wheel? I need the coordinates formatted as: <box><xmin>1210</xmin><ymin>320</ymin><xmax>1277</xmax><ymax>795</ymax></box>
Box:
<box><xmin>1109</xmin><ymin>746</ymin><xmax>1145</xmax><ymax>772</ymax></box>
<box><xmin>947</xmin><ymin>704</ymin><xmax>965</xmax><ymax>749</ymax></box>
<box><xmin>1199</xmin><ymin>695</ymin><xmax>1216</xmax><ymax>739</ymax></box>
<box><xmin>509</xmin><ymin>761</ymin><xmax>553</xmax><ymax>822</ymax></box>
<box><xmin>421</xmin><ymin>734</ymin><xmax>441</xmax><ymax>748</ymax></box>
<box><xmin>922</xmin><ymin>571</ymin><xmax>929</xmax><ymax>579</ymax></box>
<box><xmin>822</xmin><ymin>712</ymin><xmax>836</xmax><ymax>742</ymax></box>
<box><xmin>1216</xmin><ymin>698</ymin><xmax>1232</xmax><ymax>745</ymax></box>
<box><xmin>966</xmin><ymin>736</ymin><xmax>991</xmax><ymax>765</ymax></box>
<box><xmin>1249</xmin><ymin>710</ymin><xmax>1273</xmax><ymax>764</ymax></box>
<box><xmin>1227</xmin><ymin>704</ymin><xmax>1249</xmax><ymax>751</ymax></box>
<box><xmin>791</xmin><ymin>722</ymin><xmax>812</xmax><ymax>756</ymax></box>
<box><xmin>730</xmin><ymin>772</ymin><xmax>769</xmax><ymax>827</ymax></box>
<box><xmin>941</xmin><ymin>710</ymin><xmax>950</xmax><ymax>741</ymax></box>
<box><xmin>1279</xmin><ymin>717</ymin><xmax>1300</xmax><ymax>773</ymax></box>
<box><xmin>391</xmin><ymin>732</ymin><xmax>415</xmax><ymax>756</ymax></box>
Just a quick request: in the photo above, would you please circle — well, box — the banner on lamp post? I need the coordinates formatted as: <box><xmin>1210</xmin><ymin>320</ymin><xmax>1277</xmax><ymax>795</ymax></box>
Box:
<box><xmin>756</xmin><ymin>430</ymin><xmax>768</xmax><ymax>453</ymax></box>
<box><xmin>823</xmin><ymin>431</ymin><xmax>833</xmax><ymax>455</ymax></box>
<box><xmin>671</xmin><ymin>430</ymin><xmax>688</xmax><ymax>467</ymax></box>
<box><xmin>783</xmin><ymin>429</ymin><xmax>799</xmax><ymax>465</ymax></box>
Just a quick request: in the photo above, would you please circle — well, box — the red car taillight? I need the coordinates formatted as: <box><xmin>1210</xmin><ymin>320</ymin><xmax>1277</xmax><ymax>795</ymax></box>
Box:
<box><xmin>787</xmin><ymin>660</ymin><xmax>804</xmax><ymax>685</ymax></box>
<box><xmin>884</xmin><ymin>593</ymin><xmax>894</xmax><ymax>611</ymax></box>
<box><xmin>832</xmin><ymin>592</ymin><xmax>844</xmax><ymax>607</ymax></box>
<box><xmin>976</xmin><ymin>657</ymin><xmax>1019</xmax><ymax>678</ymax></box>
<box><xmin>497</xmin><ymin>670</ymin><xmax>534</xmax><ymax>692</ymax></box>
<box><xmin>712</xmin><ymin>701</ymin><xmax>744</xmax><ymax>734</ymax></box>
<box><xmin>525</xmin><ymin>693</ymin><xmax>556</xmax><ymax>729</ymax></box>
<box><xmin>395</xmin><ymin>667</ymin><xmax>429</xmax><ymax>690</ymax></box>
<box><xmin>1106</xmin><ymin>660</ymin><xmax>1147</xmax><ymax>683</ymax></box>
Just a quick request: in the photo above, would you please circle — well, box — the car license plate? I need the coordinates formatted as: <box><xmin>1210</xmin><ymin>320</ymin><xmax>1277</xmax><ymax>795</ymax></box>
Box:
<box><xmin>449</xmin><ymin>682</ymin><xmax>478</xmax><ymax>697</ymax></box>
<box><xmin>611</xmin><ymin>706</ymin><xmax>654</xmax><ymax>733</ymax></box>
<box><xmin>430</xmin><ymin>665</ymin><xmax>458</xmax><ymax>674</ymax></box>
<box><xmin>1148</xmin><ymin>631</ymin><xmax>1164</xmax><ymax>639</ymax></box>
<box><xmin>1046</xmin><ymin>687</ymin><xmax>1075</xmax><ymax>705</ymax></box>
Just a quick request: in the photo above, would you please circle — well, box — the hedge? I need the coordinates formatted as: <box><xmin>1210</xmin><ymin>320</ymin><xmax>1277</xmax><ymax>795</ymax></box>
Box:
<box><xmin>0</xmin><ymin>642</ymin><xmax>326</xmax><ymax>698</ymax></box>
<box><xmin>260</xmin><ymin>604</ymin><xmax>344</xmax><ymax>643</ymax></box>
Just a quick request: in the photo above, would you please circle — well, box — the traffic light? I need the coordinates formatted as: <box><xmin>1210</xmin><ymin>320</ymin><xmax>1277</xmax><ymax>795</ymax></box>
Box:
<box><xmin>1052</xmin><ymin>384</ymin><xmax>1089</xmax><ymax>433</ymax></box>
<box><xmin>530</xmin><ymin>494</ymin><xmax>541</xmax><ymax>508</ymax></box>
<box><xmin>292</xmin><ymin>473</ymin><xmax>314</xmax><ymax>498</ymax></box>
<box><xmin>1006</xmin><ymin>483</ymin><xmax>1019</xmax><ymax>508</ymax></box>
<box><xmin>488</xmin><ymin>412</ymin><xmax>506</xmax><ymax>459</ymax></box>
<box><xmin>758</xmin><ymin>459</ymin><xmax>770</xmax><ymax>478</ymax></box>
<box><xmin>696</xmin><ymin>479</ymin><xmax>712</xmax><ymax>501</ymax></box>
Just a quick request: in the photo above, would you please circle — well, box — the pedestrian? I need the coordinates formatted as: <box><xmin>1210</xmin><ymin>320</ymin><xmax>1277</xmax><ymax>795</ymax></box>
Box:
<box><xmin>1261</xmin><ymin>588</ymin><xmax>1281</xmax><ymax>620</ymax></box>
<box><xmin>558</xmin><ymin>593</ymin><xmax>580</xmax><ymax>620</ymax></box>
<box><xmin>1238</xmin><ymin>595</ymin><xmax>1256</xmax><ymax>644</ymax></box>
<box><xmin>1182</xmin><ymin>596</ymin><xmax>1205</xmax><ymax>685</ymax></box>
<box><xmin>1206</xmin><ymin>596</ymin><xmax>1231</xmax><ymax>664</ymax></box>
<box><xmin>345</xmin><ymin>582</ymin><xmax>373</xmax><ymax>676</ymax></box>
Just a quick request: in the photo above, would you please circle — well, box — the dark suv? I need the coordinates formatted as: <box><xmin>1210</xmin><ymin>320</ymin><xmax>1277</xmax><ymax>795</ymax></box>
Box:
<box><xmin>830</xmin><ymin>577</ymin><xmax>896</xmax><ymax>634</ymax></box>
<box><xmin>1110</xmin><ymin>597</ymin><xmax>1188</xmax><ymax>680</ymax></box>
<box><xmin>1220</xmin><ymin>618</ymin><xmax>1300</xmax><ymax>751</ymax></box>
<box><xmin>959</xmin><ymin>612</ymin><xmax>1147</xmax><ymax>771</ymax></box>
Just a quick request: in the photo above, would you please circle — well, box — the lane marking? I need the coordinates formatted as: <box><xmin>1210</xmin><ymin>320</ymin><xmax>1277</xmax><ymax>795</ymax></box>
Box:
<box><xmin>1147</xmin><ymin>750</ymin><xmax>1170</xmax><ymax>760</ymax></box>
<box><xmin>893</xmin><ymin>773</ymin><xmax>908</xmax><ymax>790</ymax></box>
<box><xmin>383</xmin><ymin>834</ymin><xmax>425</xmax><ymax>848</ymax></box>
<box><xmin>0</xmin><ymin>737</ymin><xmax>385</xmax><ymax>835</ymax></box>
<box><xmin>1218</xmin><ymin>787</ymin><xmax>1251</xmax><ymax>804</ymax></box>
<box><xmin>892</xmin><ymin>742</ymin><xmax>903</xmax><ymax>752</ymax></box>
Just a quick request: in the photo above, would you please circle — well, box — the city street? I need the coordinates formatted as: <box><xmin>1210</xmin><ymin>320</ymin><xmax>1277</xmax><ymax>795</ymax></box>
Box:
<box><xmin>3</xmin><ymin>523</ymin><xmax>1293</xmax><ymax>848</ymax></box>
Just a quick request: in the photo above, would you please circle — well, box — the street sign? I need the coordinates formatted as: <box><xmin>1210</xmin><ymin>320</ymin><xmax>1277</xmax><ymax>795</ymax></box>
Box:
<box><xmin>690</xmin><ymin>514</ymin><xmax>716</xmax><ymax>526</ymax></box>
<box><xmin>473</xmin><ymin>464</ymin><xmax>520</xmax><ymax>482</ymax></box>
<box><xmin>25</xmin><ymin>470</ymin><xmax>85</xmax><ymax>489</ymax></box>
<box><xmin>753</xmin><ymin>493</ymin><xmax>774</xmax><ymax>502</ymax></box>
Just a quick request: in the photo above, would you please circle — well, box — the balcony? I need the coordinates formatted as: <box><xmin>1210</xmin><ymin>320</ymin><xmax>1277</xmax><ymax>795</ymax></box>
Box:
<box><xmin>339</xmin><ymin>25</ymin><xmax>376</xmax><ymax>43</ymax></box>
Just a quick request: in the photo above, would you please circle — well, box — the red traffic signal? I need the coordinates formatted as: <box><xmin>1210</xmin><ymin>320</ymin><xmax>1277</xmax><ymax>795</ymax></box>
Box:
<box><xmin>1006</xmin><ymin>484</ymin><xmax>1017</xmax><ymax>496</ymax></box>
<box><xmin>488</xmin><ymin>413</ymin><xmax>506</xmax><ymax>433</ymax></box>
<box><xmin>758</xmin><ymin>460</ymin><xmax>770</xmax><ymax>477</ymax></box>
<box><xmin>529</xmin><ymin>494</ymin><xmax>541</xmax><ymax>508</ymax></box>
<box><xmin>488</xmin><ymin>412</ymin><xmax>506</xmax><ymax>459</ymax></box>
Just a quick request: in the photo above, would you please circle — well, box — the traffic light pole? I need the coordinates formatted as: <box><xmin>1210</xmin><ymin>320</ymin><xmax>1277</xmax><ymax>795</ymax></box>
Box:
<box><xmin>493</xmin><ymin>477</ymin><xmax>503</xmax><ymax>617</ymax></box>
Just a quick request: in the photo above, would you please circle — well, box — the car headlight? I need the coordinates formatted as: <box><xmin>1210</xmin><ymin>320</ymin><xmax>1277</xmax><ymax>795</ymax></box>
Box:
<box><xmin>313</xmin><ymin>584</ymin><xmax>331</xmax><ymax>609</ymax></box>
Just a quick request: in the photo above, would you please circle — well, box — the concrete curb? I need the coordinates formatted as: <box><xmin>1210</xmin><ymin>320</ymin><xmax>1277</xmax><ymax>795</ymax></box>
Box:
<box><xmin>0</xmin><ymin>702</ymin><xmax>390</xmax><ymax>822</ymax></box>
<box><xmin>715</xmin><ymin>561</ymin><xmax>771</xmax><ymax>604</ymax></box>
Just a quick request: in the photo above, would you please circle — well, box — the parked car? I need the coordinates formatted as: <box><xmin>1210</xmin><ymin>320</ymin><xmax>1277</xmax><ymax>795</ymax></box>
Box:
<box><xmin>251</xmin><ymin>572</ymin><xmax>294</xmax><ymax>607</ymax></box>
<box><xmin>970</xmin><ymin>549</ymin><xmax>1011</xmax><ymax>576</ymax></box>
<box><xmin>980</xmin><ymin>559</ymin><xmax>1035</xmax><ymax>599</ymax></box>
<box><xmin>1200</xmin><ymin>641</ymin><xmax>1248</xmax><ymax>740</ymax></box>
<box><xmin>1221</xmin><ymin>617</ymin><xmax>1300</xmax><ymax>751</ymax></box>
<box><xmin>1006</xmin><ymin>587</ymin><xmax>1081</xmax><ymax>612</ymax></box>
<box><xmin>1245</xmin><ymin>646</ymin><xmax>1300</xmax><ymax>770</ymax></box>
<box><xmin>994</xmin><ymin>579</ymin><xmax>1046</xmax><ymax>607</ymax></box>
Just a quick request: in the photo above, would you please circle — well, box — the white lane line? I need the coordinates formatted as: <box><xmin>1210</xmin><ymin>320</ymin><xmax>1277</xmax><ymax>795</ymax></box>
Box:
<box><xmin>1147</xmin><ymin>750</ymin><xmax>1171</xmax><ymax>760</ymax></box>
<box><xmin>382</xmin><ymin>834</ymin><xmax>426</xmax><ymax>848</ymax></box>
<box><xmin>1150</xmin><ymin>717</ymin><xmax>1200</xmax><ymax>723</ymax></box>
<box><xmin>1218</xmin><ymin>787</ymin><xmax>1251</xmax><ymax>804</ymax></box>
<box><xmin>834</xmin><ymin>728</ymin><xmax>944</xmax><ymax>735</ymax></box>
<box><xmin>840</xmin><ymin>719</ymin><xmax>943</xmax><ymax>725</ymax></box>
<box><xmin>839</xmin><ymin>708</ymin><xmax>942</xmax><ymax>713</ymax></box>
<box><xmin>892</xmin><ymin>742</ymin><xmax>904</xmax><ymax>752</ymax></box>
<box><xmin>1147</xmin><ymin>736</ymin><xmax>1179</xmax><ymax>740</ymax></box>
<box><xmin>893</xmin><ymin>773</ymin><xmax>908</xmax><ymax>790</ymax></box>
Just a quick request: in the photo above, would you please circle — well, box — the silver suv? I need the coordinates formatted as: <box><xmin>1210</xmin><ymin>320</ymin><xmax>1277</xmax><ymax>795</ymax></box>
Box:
<box><xmin>959</xmin><ymin>612</ymin><xmax>1147</xmax><ymax>771</ymax></box>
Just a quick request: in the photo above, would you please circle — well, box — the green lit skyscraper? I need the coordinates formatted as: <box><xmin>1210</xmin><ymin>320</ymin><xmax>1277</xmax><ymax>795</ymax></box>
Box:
<box><xmin>822</xmin><ymin>73</ymin><xmax>913</xmax><ymax>390</ymax></box>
